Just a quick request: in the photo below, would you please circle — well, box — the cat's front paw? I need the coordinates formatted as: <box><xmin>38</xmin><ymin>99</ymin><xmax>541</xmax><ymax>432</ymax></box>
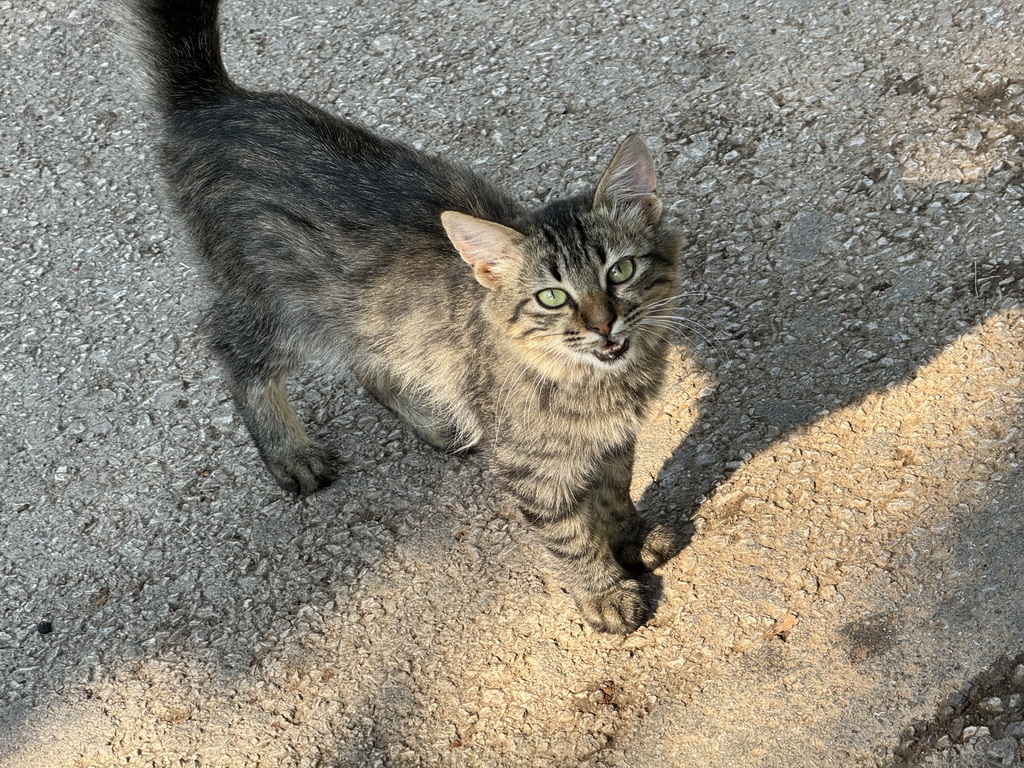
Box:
<box><xmin>638</xmin><ymin>522</ymin><xmax>678</xmax><ymax>571</ymax></box>
<box><xmin>575</xmin><ymin>579</ymin><xmax>650</xmax><ymax>634</ymax></box>
<box><xmin>617</xmin><ymin>522</ymin><xmax>678</xmax><ymax>573</ymax></box>
<box><xmin>264</xmin><ymin>443</ymin><xmax>339</xmax><ymax>495</ymax></box>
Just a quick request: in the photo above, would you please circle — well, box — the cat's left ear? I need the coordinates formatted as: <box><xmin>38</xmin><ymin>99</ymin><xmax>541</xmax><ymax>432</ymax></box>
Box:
<box><xmin>442</xmin><ymin>211</ymin><xmax>524</xmax><ymax>290</ymax></box>
<box><xmin>593</xmin><ymin>134</ymin><xmax>663</xmax><ymax>225</ymax></box>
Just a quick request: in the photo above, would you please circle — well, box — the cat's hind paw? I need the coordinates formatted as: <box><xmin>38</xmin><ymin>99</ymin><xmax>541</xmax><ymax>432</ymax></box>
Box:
<box><xmin>264</xmin><ymin>443</ymin><xmax>339</xmax><ymax>496</ymax></box>
<box><xmin>575</xmin><ymin>579</ymin><xmax>651</xmax><ymax>634</ymax></box>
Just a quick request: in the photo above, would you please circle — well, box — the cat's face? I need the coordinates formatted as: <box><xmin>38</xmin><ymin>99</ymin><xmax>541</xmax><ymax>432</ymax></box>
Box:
<box><xmin>442</xmin><ymin>135</ymin><xmax>681</xmax><ymax>379</ymax></box>
<box><xmin>493</xmin><ymin>204</ymin><xmax>680</xmax><ymax>377</ymax></box>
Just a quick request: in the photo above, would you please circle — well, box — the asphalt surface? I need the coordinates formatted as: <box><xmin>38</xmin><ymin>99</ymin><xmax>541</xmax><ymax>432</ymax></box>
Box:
<box><xmin>2</xmin><ymin>0</ymin><xmax>1023</xmax><ymax>766</ymax></box>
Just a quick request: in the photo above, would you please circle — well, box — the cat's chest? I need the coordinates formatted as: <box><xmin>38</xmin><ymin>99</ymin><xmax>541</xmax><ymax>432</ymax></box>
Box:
<box><xmin>491</xmin><ymin>376</ymin><xmax>643</xmax><ymax>450</ymax></box>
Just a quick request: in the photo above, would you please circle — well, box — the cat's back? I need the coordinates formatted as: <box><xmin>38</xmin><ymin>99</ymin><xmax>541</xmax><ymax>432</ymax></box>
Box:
<box><xmin>161</xmin><ymin>90</ymin><xmax>522</xmax><ymax>247</ymax></box>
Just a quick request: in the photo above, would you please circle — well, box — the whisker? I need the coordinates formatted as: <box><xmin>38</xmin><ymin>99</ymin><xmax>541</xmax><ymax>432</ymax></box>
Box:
<box><xmin>644</xmin><ymin>315</ymin><xmax>724</xmax><ymax>335</ymax></box>
<box><xmin>643</xmin><ymin>313</ymin><xmax>730</xmax><ymax>336</ymax></box>
<box><xmin>646</xmin><ymin>290</ymin><xmax>741</xmax><ymax>309</ymax></box>
<box><xmin>642</xmin><ymin>316</ymin><xmax>734</xmax><ymax>359</ymax></box>
<box><xmin>643</xmin><ymin>318</ymin><xmax>732</xmax><ymax>343</ymax></box>
<box><xmin>643</xmin><ymin>303</ymin><xmax>733</xmax><ymax>321</ymax></box>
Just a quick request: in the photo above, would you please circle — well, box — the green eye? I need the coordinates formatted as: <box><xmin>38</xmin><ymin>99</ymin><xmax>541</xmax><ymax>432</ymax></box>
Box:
<box><xmin>536</xmin><ymin>288</ymin><xmax>568</xmax><ymax>308</ymax></box>
<box><xmin>608</xmin><ymin>258</ymin><xmax>635</xmax><ymax>285</ymax></box>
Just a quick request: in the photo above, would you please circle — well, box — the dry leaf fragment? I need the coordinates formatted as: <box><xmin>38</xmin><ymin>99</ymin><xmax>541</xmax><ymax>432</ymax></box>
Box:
<box><xmin>761</xmin><ymin>612</ymin><xmax>800</xmax><ymax>642</ymax></box>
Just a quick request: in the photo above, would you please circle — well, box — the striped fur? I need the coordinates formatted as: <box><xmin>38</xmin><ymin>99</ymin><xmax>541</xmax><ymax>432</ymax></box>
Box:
<box><xmin>126</xmin><ymin>0</ymin><xmax>683</xmax><ymax>633</ymax></box>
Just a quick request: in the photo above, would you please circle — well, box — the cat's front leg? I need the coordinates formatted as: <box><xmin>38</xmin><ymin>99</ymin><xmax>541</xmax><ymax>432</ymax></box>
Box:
<box><xmin>591</xmin><ymin>440</ymin><xmax>678</xmax><ymax>575</ymax></box>
<box><xmin>537</xmin><ymin>502</ymin><xmax>651</xmax><ymax>634</ymax></box>
<box><xmin>498</xmin><ymin>445</ymin><xmax>654</xmax><ymax>634</ymax></box>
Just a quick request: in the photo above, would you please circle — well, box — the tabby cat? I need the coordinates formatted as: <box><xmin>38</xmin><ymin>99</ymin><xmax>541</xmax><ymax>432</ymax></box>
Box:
<box><xmin>127</xmin><ymin>0</ymin><xmax>683</xmax><ymax>633</ymax></box>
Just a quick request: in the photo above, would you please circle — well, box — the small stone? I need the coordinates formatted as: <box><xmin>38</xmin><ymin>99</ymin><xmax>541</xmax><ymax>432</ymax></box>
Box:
<box><xmin>371</xmin><ymin>34</ymin><xmax>398</xmax><ymax>53</ymax></box>
<box><xmin>37</xmin><ymin>621</ymin><xmax>53</xmax><ymax>635</ymax></box>
<box><xmin>1004</xmin><ymin>721</ymin><xmax>1024</xmax><ymax>739</ymax></box>
<box><xmin>1012</xmin><ymin>664</ymin><xmax>1024</xmax><ymax>687</ymax></box>
<box><xmin>961</xmin><ymin>725</ymin><xmax>990</xmax><ymax>742</ymax></box>
<box><xmin>982</xmin><ymin>696</ymin><xmax>1005</xmax><ymax>713</ymax></box>
<box><xmin>961</xmin><ymin>131</ymin><xmax>984</xmax><ymax>151</ymax></box>
<box><xmin>986</xmin><ymin>737</ymin><xmax>1017</xmax><ymax>759</ymax></box>
<box><xmin>948</xmin><ymin>691</ymin><xmax>968</xmax><ymax>710</ymax></box>
<box><xmin>1007</xmin><ymin>694</ymin><xmax>1021</xmax><ymax>711</ymax></box>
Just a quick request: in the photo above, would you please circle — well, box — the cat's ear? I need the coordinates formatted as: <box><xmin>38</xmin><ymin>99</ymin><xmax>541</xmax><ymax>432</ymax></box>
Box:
<box><xmin>441</xmin><ymin>211</ymin><xmax>524</xmax><ymax>289</ymax></box>
<box><xmin>593</xmin><ymin>134</ymin><xmax>663</xmax><ymax>225</ymax></box>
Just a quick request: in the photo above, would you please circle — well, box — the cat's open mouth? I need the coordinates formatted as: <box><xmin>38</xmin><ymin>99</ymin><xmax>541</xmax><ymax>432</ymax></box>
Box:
<box><xmin>593</xmin><ymin>337</ymin><xmax>629</xmax><ymax>363</ymax></box>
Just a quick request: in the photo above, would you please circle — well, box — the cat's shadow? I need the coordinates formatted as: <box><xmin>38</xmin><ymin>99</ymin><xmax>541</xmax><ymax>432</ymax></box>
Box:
<box><xmin>636</xmin><ymin>249</ymin><xmax>1020</xmax><ymax>566</ymax></box>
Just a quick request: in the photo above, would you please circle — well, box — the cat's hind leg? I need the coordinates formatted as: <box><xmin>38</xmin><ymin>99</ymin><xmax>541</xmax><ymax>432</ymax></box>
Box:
<box><xmin>234</xmin><ymin>375</ymin><xmax>338</xmax><ymax>495</ymax></box>
<box><xmin>210</xmin><ymin>301</ymin><xmax>339</xmax><ymax>495</ymax></box>
<box><xmin>613</xmin><ymin>518</ymin><xmax>679</xmax><ymax>574</ymax></box>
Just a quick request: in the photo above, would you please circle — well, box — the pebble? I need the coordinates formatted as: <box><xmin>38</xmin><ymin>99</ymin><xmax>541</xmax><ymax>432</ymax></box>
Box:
<box><xmin>961</xmin><ymin>725</ymin><xmax>990</xmax><ymax>742</ymax></box>
<box><xmin>1012</xmin><ymin>665</ymin><xmax>1024</xmax><ymax>687</ymax></box>
<box><xmin>960</xmin><ymin>131</ymin><xmax>985</xmax><ymax>151</ymax></box>
<box><xmin>986</xmin><ymin>737</ymin><xmax>1018</xmax><ymax>759</ymax></box>
<box><xmin>982</xmin><ymin>696</ymin><xmax>1005</xmax><ymax>713</ymax></box>
<box><xmin>948</xmin><ymin>691</ymin><xmax>968</xmax><ymax>710</ymax></box>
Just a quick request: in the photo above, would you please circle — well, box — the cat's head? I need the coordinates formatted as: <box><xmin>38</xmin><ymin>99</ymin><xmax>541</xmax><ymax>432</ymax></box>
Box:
<box><xmin>442</xmin><ymin>135</ymin><xmax>682</xmax><ymax>379</ymax></box>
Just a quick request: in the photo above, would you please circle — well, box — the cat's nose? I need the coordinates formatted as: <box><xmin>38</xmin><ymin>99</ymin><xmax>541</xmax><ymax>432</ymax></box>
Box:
<box><xmin>580</xmin><ymin>296</ymin><xmax>615</xmax><ymax>337</ymax></box>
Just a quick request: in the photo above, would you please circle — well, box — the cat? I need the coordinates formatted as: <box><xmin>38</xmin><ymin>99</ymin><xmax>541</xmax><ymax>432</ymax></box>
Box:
<box><xmin>126</xmin><ymin>0</ymin><xmax>684</xmax><ymax>633</ymax></box>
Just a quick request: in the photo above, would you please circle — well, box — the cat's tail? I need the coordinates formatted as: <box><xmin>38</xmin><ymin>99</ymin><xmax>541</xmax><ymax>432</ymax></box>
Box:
<box><xmin>123</xmin><ymin>0</ymin><xmax>235</xmax><ymax>113</ymax></box>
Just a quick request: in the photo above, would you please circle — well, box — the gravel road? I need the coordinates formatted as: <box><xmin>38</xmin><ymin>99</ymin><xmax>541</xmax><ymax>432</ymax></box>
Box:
<box><xmin>2</xmin><ymin>0</ymin><xmax>1023</xmax><ymax>765</ymax></box>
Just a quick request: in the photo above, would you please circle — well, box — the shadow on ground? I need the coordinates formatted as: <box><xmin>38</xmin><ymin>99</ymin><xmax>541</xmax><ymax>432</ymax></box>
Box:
<box><xmin>640</xmin><ymin>202</ymin><xmax>1023</xmax><ymax>574</ymax></box>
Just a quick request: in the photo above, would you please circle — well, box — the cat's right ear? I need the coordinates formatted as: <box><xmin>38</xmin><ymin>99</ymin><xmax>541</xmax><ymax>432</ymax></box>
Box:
<box><xmin>441</xmin><ymin>211</ymin><xmax>523</xmax><ymax>290</ymax></box>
